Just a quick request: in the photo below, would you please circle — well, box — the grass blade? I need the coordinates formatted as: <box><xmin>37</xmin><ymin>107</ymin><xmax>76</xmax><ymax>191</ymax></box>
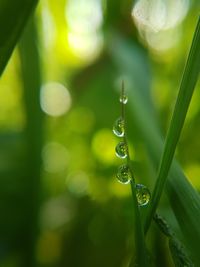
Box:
<box><xmin>154</xmin><ymin>214</ymin><xmax>194</xmax><ymax>266</ymax></box>
<box><xmin>109</xmin><ymin>19</ymin><xmax>200</xmax><ymax>264</ymax></box>
<box><xmin>129</xmin><ymin>181</ymin><xmax>149</xmax><ymax>266</ymax></box>
<box><xmin>118</xmin><ymin>84</ymin><xmax>149</xmax><ymax>266</ymax></box>
<box><xmin>19</xmin><ymin>18</ymin><xmax>43</xmax><ymax>266</ymax></box>
<box><xmin>144</xmin><ymin>16</ymin><xmax>200</xmax><ymax>234</ymax></box>
<box><xmin>0</xmin><ymin>0</ymin><xmax>38</xmax><ymax>76</ymax></box>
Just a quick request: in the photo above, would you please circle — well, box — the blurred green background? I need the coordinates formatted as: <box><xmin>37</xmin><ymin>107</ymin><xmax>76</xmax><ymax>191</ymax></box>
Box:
<box><xmin>0</xmin><ymin>0</ymin><xmax>200</xmax><ymax>266</ymax></box>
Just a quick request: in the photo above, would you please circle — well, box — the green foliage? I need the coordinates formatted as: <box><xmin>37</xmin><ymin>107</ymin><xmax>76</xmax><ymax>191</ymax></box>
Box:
<box><xmin>154</xmin><ymin>214</ymin><xmax>194</xmax><ymax>266</ymax></box>
<box><xmin>114</xmin><ymin>85</ymin><xmax>149</xmax><ymax>266</ymax></box>
<box><xmin>145</xmin><ymin>17</ymin><xmax>200</xmax><ymax>234</ymax></box>
<box><xmin>0</xmin><ymin>1</ymin><xmax>200</xmax><ymax>267</ymax></box>
<box><xmin>110</xmin><ymin>17</ymin><xmax>200</xmax><ymax>265</ymax></box>
<box><xmin>0</xmin><ymin>0</ymin><xmax>38</xmax><ymax>75</ymax></box>
<box><xmin>169</xmin><ymin>238</ymin><xmax>194</xmax><ymax>267</ymax></box>
<box><xmin>19</xmin><ymin>18</ymin><xmax>43</xmax><ymax>267</ymax></box>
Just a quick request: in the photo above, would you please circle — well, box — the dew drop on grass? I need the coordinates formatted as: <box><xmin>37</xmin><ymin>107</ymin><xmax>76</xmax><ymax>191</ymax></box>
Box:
<box><xmin>116</xmin><ymin>164</ymin><xmax>132</xmax><ymax>184</ymax></box>
<box><xmin>136</xmin><ymin>183</ymin><xmax>151</xmax><ymax>206</ymax></box>
<box><xmin>120</xmin><ymin>94</ymin><xmax>128</xmax><ymax>104</ymax></box>
<box><xmin>113</xmin><ymin>117</ymin><xmax>125</xmax><ymax>137</ymax></box>
<box><xmin>115</xmin><ymin>142</ymin><xmax>127</xmax><ymax>159</ymax></box>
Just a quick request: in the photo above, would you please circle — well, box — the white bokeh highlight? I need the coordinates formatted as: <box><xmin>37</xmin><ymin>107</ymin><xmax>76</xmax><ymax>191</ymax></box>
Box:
<box><xmin>40</xmin><ymin>82</ymin><xmax>71</xmax><ymax>117</ymax></box>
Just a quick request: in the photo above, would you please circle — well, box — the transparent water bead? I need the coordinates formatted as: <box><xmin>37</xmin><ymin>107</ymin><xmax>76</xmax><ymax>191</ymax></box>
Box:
<box><xmin>113</xmin><ymin>117</ymin><xmax>125</xmax><ymax>137</ymax></box>
<box><xmin>116</xmin><ymin>164</ymin><xmax>132</xmax><ymax>184</ymax></box>
<box><xmin>135</xmin><ymin>183</ymin><xmax>151</xmax><ymax>206</ymax></box>
<box><xmin>115</xmin><ymin>142</ymin><xmax>127</xmax><ymax>159</ymax></box>
<box><xmin>120</xmin><ymin>94</ymin><xmax>128</xmax><ymax>104</ymax></box>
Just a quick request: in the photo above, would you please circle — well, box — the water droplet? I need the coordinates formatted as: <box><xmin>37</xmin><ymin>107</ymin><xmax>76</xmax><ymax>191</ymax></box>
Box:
<box><xmin>135</xmin><ymin>184</ymin><xmax>150</xmax><ymax>206</ymax></box>
<box><xmin>113</xmin><ymin>117</ymin><xmax>125</xmax><ymax>137</ymax></box>
<box><xmin>115</xmin><ymin>142</ymin><xmax>127</xmax><ymax>159</ymax></box>
<box><xmin>116</xmin><ymin>164</ymin><xmax>132</xmax><ymax>184</ymax></box>
<box><xmin>120</xmin><ymin>94</ymin><xmax>128</xmax><ymax>104</ymax></box>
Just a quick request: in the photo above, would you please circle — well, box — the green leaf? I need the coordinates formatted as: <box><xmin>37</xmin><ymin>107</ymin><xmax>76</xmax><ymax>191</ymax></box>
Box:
<box><xmin>121</xmin><ymin>82</ymin><xmax>149</xmax><ymax>266</ymax></box>
<box><xmin>169</xmin><ymin>237</ymin><xmax>194</xmax><ymax>267</ymax></box>
<box><xmin>154</xmin><ymin>214</ymin><xmax>194</xmax><ymax>267</ymax></box>
<box><xmin>19</xmin><ymin>18</ymin><xmax>43</xmax><ymax>266</ymax></box>
<box><xmin>109</xmin><ymin>16</ymin><xmax>200</xmax><ymax>265</ymax></box>
<box><xmin>0</xmin><ymin>0</ymin><xmax>38</xmax><ymax>76</ymax></box>
<box><xmin>144</xmin><ymin>16</ymin><xmax>200</xmax><ymax>232</ymax></box>
<box><xmin>129</xmin><ymin>181</ymin><xmax>149</xmax><ymax>267</ymax></box>
<box><xmin>153</xmin><ymin>213</ymin><xmax>173</xmax><ymax>237</ymax></box>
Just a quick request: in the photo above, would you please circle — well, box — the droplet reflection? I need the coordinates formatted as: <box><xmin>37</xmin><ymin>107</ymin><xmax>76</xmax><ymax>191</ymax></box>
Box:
<box><xmin>119</xmin><ymin>94</ymin><xmax>128</xmax><ymax>104</ymax></box>
<box><xmin>135</xmin><ymin>183</ymin><xmax>151</xmax><ymax>206</ymax></box>
<box><xmin>116</xmin><ymin>164</ymin><xmax>132</xmax><ymax>184</ymax></box>
<box><xmin>113</xmin><ymin>117</ymin><xmax>125</xmax><ymax>137</ymax></box>
<box><xmin>115</xmin><ymin>142</ymin><xmax>127</xmax><ymax>159</ymax></box>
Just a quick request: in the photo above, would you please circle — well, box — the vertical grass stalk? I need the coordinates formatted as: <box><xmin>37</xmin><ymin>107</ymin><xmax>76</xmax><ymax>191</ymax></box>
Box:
<box><xmin>119</xmin><ymin>81</ymin><xmax>149</xmax><ymax>266</ymax></box>
<box><xmin>19</xmin><ymin>17</ymin><xmax>44</xmax><ymax>267</ymax></box>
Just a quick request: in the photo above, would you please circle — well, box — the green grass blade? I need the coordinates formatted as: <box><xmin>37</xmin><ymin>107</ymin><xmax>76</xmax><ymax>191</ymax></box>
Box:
<box><xmin>120</xmin><ymin>83</ymin><xmax>149</xmax><ymax>266</ymax></box>
<box><xmin>129</xmin><ymin>88</ymin><xmax>200</xmax><ymax>265</ymax></box>
<box><xmin>0</xmin><ymin>0</ymin><xmax>38</xmax><ymax>76</ymax></box>
<box><xmin>129</xmin><ymin>181</ymin><xmax>149</xmax><ymax>266</ymax></box>
<box><xmin>144</xmin><ymin>16</ymin><xmax>200</xmax><ymax>234</ymax></box>
<box><xmin>154</xmin><ymin>214</ymin><xmax>194</xmax><ymax>266</ymax></box>
<box><xmin>19</xmin><ymin>18</ymin><xmax>44</xmax><ymax>267</ymax></box>
<box><xmin>109</xmin><ymin>20</ymin><xmax>200</xmax><ymax>264</ymax></box>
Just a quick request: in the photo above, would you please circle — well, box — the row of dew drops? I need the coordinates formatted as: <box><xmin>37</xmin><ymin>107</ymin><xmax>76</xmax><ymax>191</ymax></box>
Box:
<box><xmin>113</xmin><ymin>92</ymin><xmax>151</xmax><ymax>207</ymax></box>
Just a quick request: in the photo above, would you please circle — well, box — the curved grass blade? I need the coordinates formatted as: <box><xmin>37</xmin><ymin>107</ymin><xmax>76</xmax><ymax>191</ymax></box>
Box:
<box><xmin>0</xmin><ymin>0</ymin><xmax>38</xmax><ymax>76</ymax></box>
<box><xmin>144</xmin><ymin>16</ymin><xmax>200</xmax><ymax>234</ymax></box>
<box><xmin>109</xmin><ymin>17</ymin><xmax>200</xmax><ymax>265</ymax></box>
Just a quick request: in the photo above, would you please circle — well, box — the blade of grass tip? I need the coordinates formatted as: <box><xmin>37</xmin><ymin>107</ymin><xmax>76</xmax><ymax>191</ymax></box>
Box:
<box><xmin>121</xmin><ymin>82</ymin><xmax>149</xmax><ymax>267</ymax></box>
<box><xmin>144</xmin><ymin>16</ymin><xmax>200</xmax><ymax>234</ymax></box>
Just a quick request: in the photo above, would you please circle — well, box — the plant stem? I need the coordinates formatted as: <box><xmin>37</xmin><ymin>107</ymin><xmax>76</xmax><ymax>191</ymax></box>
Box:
<box><xmin>19</xmin><ymin>17</ymin><xmax>44</xmax><ymax>267</ymax></box>
<box><xmin>121</xmin><ymin>82</ymin><xmax>149</xmax><ymax>266</ymax></box>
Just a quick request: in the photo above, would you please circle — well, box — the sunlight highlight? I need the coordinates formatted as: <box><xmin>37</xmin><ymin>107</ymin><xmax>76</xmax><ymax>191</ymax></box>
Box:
<box><xmin>132</xmin><ymin>0</ymin><xmax>190</xmax><ymax>51</ymax></box>
<box><xmin>40</xmin><ymin>82</ymin><xmax>71</xmax><ymax>117</ymax></box>
<box><xmin>132</xmin><ymin>0</ymin><xmax>189</xmax><ymax>32</ymax></box>
<box><xmin>65</xmin><ymin>0</ymin><xmax>103</xmax><ymax>60</ymax></box>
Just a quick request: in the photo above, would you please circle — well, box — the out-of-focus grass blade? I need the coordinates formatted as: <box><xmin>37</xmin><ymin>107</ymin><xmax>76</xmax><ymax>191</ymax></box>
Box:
<box><xmin>19</xmin><ymin>18</ymin><xmax>43</xmax><ymax>267</ymax></box>
<box><xmin>169</xmin><ymin>237</ymin><xmax>194</xmax><ymax>267</ymax></box>
<box><xmin>144</xmin><ymin>16</ymin><xmax>200</xmax><ymax>233</ymax></box>
<box><xmin>0</xmin><ymin>0</ymin><xmax>38</xmax><ymax>76</ymax></box>
<box><xmin>109</xmin><ymin>17</ymin><xmax>200</xmax><ymax>265</ymax></box>
<box><xmin>154</xmin><ymin>214</ymin><xmax>194</xmax><ymax>266</ymax></box>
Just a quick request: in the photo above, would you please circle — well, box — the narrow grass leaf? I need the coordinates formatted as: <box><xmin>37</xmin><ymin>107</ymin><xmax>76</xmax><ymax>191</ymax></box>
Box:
<box><xmin>0</xmin><ymin>0</ymin><xmax>38</xmax><ymax>76</ymax></box>
<box><xmin>109</xmin><ymin>18</ymin><xmax>200</xmax><ymax>264</ymax></box>
<box><xmin>154</xmin><ymin>214</ymin><xmax>194</xmax><ymax>267</ymax></box>
<box><xmin>169</xmin><ymin>237</ymin><xmax>194</xmax><ymax>267</ymax></box>
<box><xmin>19</xmin><ymin>18</ymin><xmax>43</xmax><ymax>266</ymax></box>
<box><xmin>144</xmin><ymin>16</ymin><xmax>200</xmax><ymax>233</ymax></box>
<box><xmin>129</xmin><ymin>181</ymin><xmax>149</xmax><ymax>266</ymax></box>
<box><xmin>117</xmin><ymin>85</ymin><xmax>149</xmax><ymax>266</ymax></box>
